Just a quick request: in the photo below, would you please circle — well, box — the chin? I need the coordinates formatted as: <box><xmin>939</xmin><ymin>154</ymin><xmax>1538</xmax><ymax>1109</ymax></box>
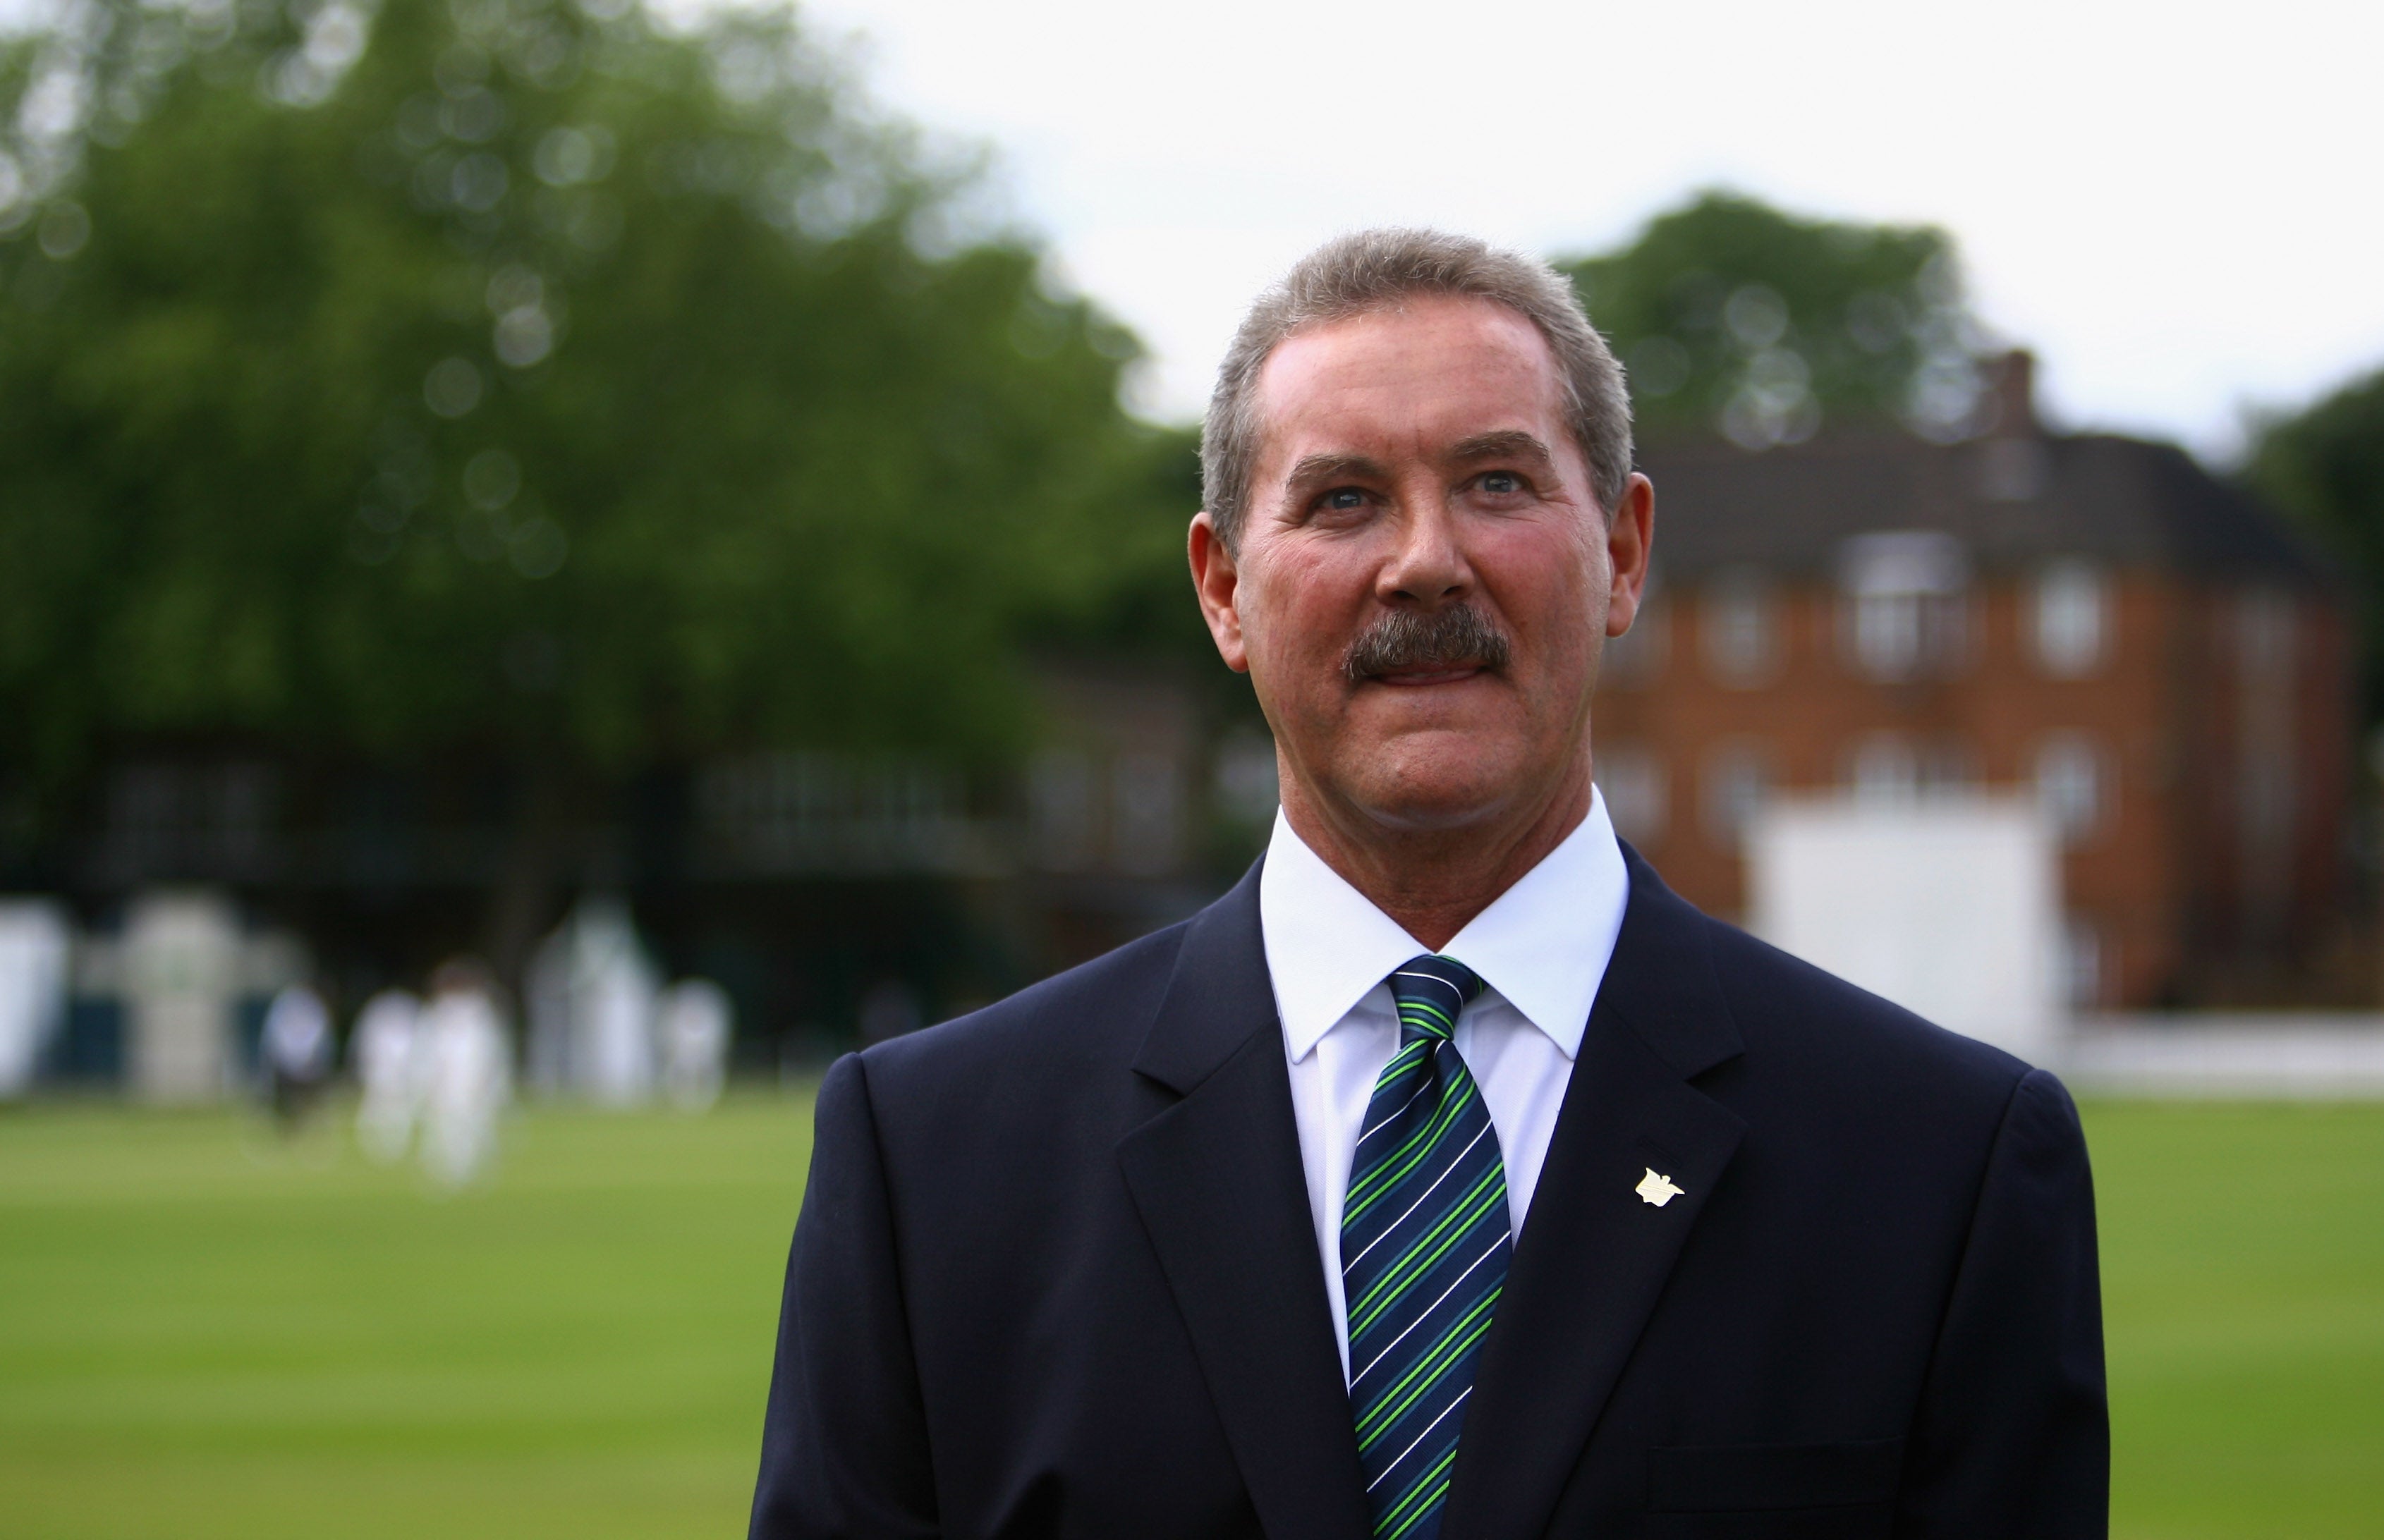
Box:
<box><xmin>1346</xmin><ymin>759</ymin><xmax>1521</xmax><ymax>834</ymax></box>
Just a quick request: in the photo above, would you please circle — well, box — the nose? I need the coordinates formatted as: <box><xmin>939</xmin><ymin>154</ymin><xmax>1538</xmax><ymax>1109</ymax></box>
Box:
<box><xmin>1378</xmin><ymin>496</ymin><xmax>1474</xmax><ymax>609</ymax></box>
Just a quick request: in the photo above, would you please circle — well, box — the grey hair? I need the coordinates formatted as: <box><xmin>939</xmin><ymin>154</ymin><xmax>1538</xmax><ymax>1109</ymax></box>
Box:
<box><xmin>1200</xmin><ymin>228</ymin><xmax>1633</xmax><ymax>550</ymax></box>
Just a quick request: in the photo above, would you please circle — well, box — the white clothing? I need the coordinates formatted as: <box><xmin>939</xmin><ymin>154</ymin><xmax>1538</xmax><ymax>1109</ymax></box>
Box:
<box><xmin>1260</xmin><ymin>790</ymin><xmax>1631</xmax><ymax>1380</ymax></box>
<box><xmin>419</xmin><ymin>986</ymin><xmax>511</xmax><ymax>1186</ymax></box>
<box><xmin>0</xmin><ymin>902</ymin><xmax>71</xmax><ymax>1098</ymax></box>
<box><xmin>659</xmin><ymin>978</ymin><xmax>732</xmax><ymax>1111</ymax></box>
<box><xmin>352</xmin><ymin>989</ymin><xmax>422</xmax><ymax>1164</ymax></box>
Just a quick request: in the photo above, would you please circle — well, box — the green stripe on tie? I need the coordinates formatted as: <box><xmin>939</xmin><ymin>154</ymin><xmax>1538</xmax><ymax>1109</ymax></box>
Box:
<box><xmin>1342</xmin><ymin>953</ymin><xmax>1510</xmax><ymax>1540</ymax></box>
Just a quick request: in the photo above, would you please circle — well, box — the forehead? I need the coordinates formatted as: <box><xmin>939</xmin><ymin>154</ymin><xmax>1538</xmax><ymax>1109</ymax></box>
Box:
<box><xmin>1248</xmin><ymin>295</ymin><xmax>1570</xmax><ymax>469</ymax></box>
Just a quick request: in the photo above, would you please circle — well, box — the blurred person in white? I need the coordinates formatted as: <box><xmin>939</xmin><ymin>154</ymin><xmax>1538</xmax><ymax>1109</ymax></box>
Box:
<box><xmin>0</xmin><ymin>900</ymin><xmax>71</xmax><ymax>1099</ymax></box>
<box><xmin>585</xmin><ymin>935</ymin><xmax>659</xmax><ymax>1106</ymax></box>
<box><xmin>352</xmin><ymin>986</ymin><xmax>424</xmax><ymax>1163</ymax></box>
<box><xmin>659</xmin><ymin>977</ymin><xmax>734</xmax><ymax>1111</ymax></box>
<box><xmin>419</xmin><ymin>958</ymin><xmax>513</xmax><ymax>1187</ymax></box>
<box><xmin>260</xmin><ymin>978</ymin><xmax>333</xmax><ymax>1134</ymax></box>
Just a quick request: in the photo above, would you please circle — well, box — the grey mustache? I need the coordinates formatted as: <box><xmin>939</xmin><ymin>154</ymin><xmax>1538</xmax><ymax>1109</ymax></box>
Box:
<box><xmin>1342</xmin><ymin>604</ymin><xmax>1514</xmax><ymax>683</ymax></box>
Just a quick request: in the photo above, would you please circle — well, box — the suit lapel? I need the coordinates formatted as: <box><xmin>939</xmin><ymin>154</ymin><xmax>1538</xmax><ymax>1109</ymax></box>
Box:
<box><xmin>1117</xmin><ymin>862</ymin><xmax>1373</xmax><ymax>1540</ymax></box>
<box><xmin>1440</xmin><ymin>848</ymin><xmax>1749</xmax><ymax>1540</ymax></box>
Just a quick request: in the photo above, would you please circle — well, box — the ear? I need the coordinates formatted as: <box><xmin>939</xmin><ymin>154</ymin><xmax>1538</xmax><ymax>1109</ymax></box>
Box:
<box><xmin>1188</xmin><ymin>511</ymin><xmax>1251</xmax><ymax>674</ymax></box>
<box><xmin>1602</xmin><ymin>472</ymin><xmax>1656</xmax><ymax>637</ymax></box>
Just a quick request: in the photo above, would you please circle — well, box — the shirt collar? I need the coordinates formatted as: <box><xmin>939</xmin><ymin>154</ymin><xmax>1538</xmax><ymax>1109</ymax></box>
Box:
<box><xmin>1260</xmin><ymin>788</ymin><xmax>1631</xmax><ymax>1063</ymax></box>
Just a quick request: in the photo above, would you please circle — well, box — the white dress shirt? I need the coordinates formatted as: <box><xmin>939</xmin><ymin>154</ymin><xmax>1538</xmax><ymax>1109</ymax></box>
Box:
<box><xmin>1260</xmin><ymin>790</ymin><xmax>1631</xmax><ymax>1380</ymax></box>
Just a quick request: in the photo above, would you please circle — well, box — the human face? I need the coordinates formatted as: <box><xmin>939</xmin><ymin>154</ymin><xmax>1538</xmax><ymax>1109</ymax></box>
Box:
<box><xmin>1189</xmin><ymin>295</ymin><xmax>1653</xmax><ymax>844</ymax></box>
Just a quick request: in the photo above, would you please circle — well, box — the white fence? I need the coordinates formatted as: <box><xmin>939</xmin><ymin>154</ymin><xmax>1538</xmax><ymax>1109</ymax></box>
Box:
<box><xmin>2060</xmin><ymin>1015</ymin><xmax>2384</xmax><ymax>1099</ymax></box>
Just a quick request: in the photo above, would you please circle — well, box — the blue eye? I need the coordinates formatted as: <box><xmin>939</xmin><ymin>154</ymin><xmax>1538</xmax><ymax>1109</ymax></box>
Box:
<box><xmin>1325</xmin><ymin>488</ymin><xmax>1366</xmax><ymax>511</ymax></box>
<box><xmin>1481</xmin><ymin>471</ymin><xmax>1522</xmax><ymax>494</ymax></box>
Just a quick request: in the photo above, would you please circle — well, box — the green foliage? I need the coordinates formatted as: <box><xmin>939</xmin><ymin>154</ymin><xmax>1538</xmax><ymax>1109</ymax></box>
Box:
<box><xmin>1019</xmin><ymin>420</ymin><xmax>1208</xmax><ymax>655</ymax></box>
<box><xmin>1557</xmin><ymin>190</ymin><xmax>1990</xmax><ymax>451</ymax></box>
<box><xmin>0</xmin><ymin>0</ymin><xmax>1179</xmax><ymax>786</ymax></box>
<box><xmin>2247</xmin><ymin>369</ymin><xmax>2384</xmax><ymax>721</ymax></box>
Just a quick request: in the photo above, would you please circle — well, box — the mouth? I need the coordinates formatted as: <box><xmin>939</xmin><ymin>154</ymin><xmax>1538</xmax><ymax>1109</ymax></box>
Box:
<box><xmin>1365</xmin><ymin>661</ymin><xmax>1494</xmax><ymax>686</ymax></box>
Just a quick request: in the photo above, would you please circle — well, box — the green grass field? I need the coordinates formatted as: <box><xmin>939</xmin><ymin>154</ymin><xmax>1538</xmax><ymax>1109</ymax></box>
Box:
<box><xmin>1</xmin><ymin>1096</ymin><xmax>2378</xmax><ymax>1539</ymax></box>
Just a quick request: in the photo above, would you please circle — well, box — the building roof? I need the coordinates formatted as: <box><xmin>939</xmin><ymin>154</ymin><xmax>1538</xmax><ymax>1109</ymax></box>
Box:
<box><xmin>1636</xmin><ymin>427</ymin><xmax>2336</xmax><ymax>591</ymax></box>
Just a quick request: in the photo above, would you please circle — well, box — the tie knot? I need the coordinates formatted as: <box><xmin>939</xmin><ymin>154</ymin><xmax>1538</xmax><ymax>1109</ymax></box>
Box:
<box><xmin>1387</xmin><ymin>954</ymin><xmax>1485</xmax><ymax>1041</ymax></box>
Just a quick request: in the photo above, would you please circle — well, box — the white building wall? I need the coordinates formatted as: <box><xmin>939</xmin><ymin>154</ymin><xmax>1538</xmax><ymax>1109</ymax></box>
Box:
<box><xmin>1746</xmin><ymin>796</ymin><xmax>2064</xmax><ymax>1064</ymax></box>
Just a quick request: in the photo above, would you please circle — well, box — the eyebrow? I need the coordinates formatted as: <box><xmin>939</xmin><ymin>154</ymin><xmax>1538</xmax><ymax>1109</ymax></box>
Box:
<box><xmin>1282</xmin><ymin>452</ymin><xmax>1389</xmax><ymax>494</ymax></box>
<box><xmin>1447</xmin><ymin>430</ymin><xmax>1557</xmax><ymax>468</ymax></box>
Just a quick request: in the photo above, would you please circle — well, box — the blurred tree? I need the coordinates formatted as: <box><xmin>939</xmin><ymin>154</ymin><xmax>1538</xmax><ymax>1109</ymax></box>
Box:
<box><xmin>0</xmin><ymin>0</ymin><xmax>1194</xmax><ymax>955</ymax></box>
<box><xmin>2249</xmin><ymin>368</ymin><xmax>2384</xmax><ymax>723</ymax></box>
<box><xmin>1558</xmin><ymin>190</ymin><xmax>1995</xmax><ymax>450</ymax></box>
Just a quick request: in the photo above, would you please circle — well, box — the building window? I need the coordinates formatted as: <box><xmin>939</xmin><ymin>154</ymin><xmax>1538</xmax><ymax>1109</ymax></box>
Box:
<box><xmin>2030</xmin><ymin>561</ymin><xmax>2109</xmax><ymax>678</ymax></box>
<box><xmin>1847</xmin><ymin>733</ymin><xmax>1918</xmax><ymax>805</ymax></box>
<box><xmin>2239</xmin><ymin>745</ymin><xmax>2295</xmax><ymax>876</ymax></box>
<box><xmin>1701</xmin><ymin>570</ymin><xmax>1780</xmax><ymax>688</ymax></box>
<box><xmin>1843</xmin><ymin>733</ymin><xmax>1976</xmax><ymax>805</ymax></box>
<box><xmin>2234</xmin><ymin>590</ymin><xmax>2298</xmax><ymax>924</ymax></box>
<box><xmin>2060</xmin><ymin>917</ymin><xmax>2104</xmax><ymax>1010</ymax></box>
<box><xmin>1975</xmin><ymin>436</ymin><xmax>2052</xmax><ymax>503</ymax></box>
<box><xmin>1594</xmin><ymin>745</ymin><xmax>1668</xmax><ymax>848</ymax></box>
<box><xmin>2033</xmin><ymin>733</ymin><xmax>2105</xmax><ymax>843</ymax></box>
<box><xmin>2235</xmin><ymin>589</ymin><xmax>2297</xmax><ymax>680</ymax></box>
<box><xmin>1837</xmin><ymin>531</ymin><xmax>1969</xmax><ymax>682</ymax></box>
<box><xmin>1701</xmin><ymin>741</ymin><xmax>1774</xmax><ymax>846</ymax></box>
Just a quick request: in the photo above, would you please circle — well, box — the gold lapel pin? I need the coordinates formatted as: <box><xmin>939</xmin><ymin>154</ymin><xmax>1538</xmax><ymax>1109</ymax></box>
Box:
<box><xmin>1636</xmin><ymin>1167</ymin><xmax>1684</xmax><ymax>1208</ymax></box>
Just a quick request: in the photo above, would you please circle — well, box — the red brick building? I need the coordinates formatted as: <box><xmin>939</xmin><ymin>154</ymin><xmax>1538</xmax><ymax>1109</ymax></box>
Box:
<box><xmin>1593</xmin><ymin>362</ymin><xmax>2354</xmax><ymax>1008</ymax></box>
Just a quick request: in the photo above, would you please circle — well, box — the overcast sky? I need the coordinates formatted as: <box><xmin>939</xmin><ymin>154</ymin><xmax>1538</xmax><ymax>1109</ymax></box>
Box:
<box><xmin>791</xmin><ymin>0</ymin><xmax>2383</xmax><ymax>459</ymax></box>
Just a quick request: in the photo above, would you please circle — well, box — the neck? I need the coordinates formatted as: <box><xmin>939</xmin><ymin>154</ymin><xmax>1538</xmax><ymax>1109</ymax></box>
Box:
<box><xmin>1279</xmin><ymin>761</ymin><xmax>1593</xmax><ymax>951</ymax></box>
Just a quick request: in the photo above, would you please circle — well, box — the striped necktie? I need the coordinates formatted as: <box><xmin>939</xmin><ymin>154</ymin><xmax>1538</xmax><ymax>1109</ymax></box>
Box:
<box><xmin>1342</xmin><ymin>954</ymin><xmax>1510</xmax><ymax>1540</ymax></box>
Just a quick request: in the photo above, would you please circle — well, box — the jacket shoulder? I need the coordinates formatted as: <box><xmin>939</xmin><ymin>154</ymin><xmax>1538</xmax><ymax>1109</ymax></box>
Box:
<box><xmin>1696</xmin><ymin>911</ymin><xmax>2039</xmax><ymax>1114</ymax></box>
<box><xmin>853</xmin><ymin>919</ymin><xmax>1189</xmax><ymax>1104</ymax></box>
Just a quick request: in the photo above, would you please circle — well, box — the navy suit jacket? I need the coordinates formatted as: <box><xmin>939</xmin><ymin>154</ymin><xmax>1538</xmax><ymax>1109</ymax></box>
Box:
<box><xmin>750</xmin><ymin>848</ymin><xmax>2107</xmax><ymax>1538</ymax></box>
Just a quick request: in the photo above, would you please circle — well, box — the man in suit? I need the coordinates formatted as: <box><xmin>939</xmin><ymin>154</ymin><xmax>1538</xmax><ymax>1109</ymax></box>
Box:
<box><xmin>750</xmin><ymin>229</ymin><xmax>2106</xmax><ymax>1539</ymax></box>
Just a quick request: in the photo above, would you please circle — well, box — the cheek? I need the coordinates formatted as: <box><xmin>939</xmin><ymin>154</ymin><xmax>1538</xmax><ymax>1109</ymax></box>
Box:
<box><xmin>1480</xmin><ymin>525</ymin><xmax>1607</xmax><ymax>639</ymax></box>
<box><xmin>1247</xmin><ymin>546</ymin><xmax>1373</xmax><ymax>658</ymax></box>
